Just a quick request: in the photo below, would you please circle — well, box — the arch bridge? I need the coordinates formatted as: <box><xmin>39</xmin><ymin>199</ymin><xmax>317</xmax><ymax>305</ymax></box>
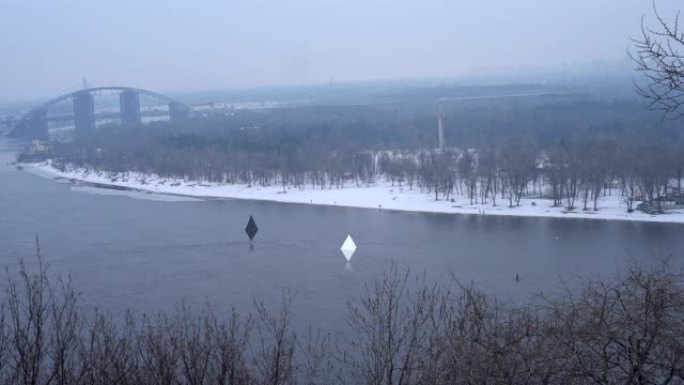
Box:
<box><xmin>11</xmin><ymin>86</ymin><xmax>190</xmax><ymax>138</ymax></box>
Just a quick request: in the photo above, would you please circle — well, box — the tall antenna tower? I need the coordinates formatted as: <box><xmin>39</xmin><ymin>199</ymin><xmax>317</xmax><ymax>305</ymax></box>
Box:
<box><xmin>437</xmin><ymin>105</ymin><xmax>445</xmax><ymax>152</ymax></box>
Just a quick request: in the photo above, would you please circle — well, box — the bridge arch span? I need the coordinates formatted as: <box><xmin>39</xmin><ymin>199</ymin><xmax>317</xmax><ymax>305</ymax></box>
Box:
<box><xmin>11</xmin><ymin>86</ymin><xmax>190</xmax><ymax>139</ymax></box>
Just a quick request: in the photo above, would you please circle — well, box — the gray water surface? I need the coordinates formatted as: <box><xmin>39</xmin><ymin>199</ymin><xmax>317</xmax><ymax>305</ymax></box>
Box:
<box><xmin>1</xmin><ymin>138</ymin><xmax>682</xmax><ymax>332</ymax></box>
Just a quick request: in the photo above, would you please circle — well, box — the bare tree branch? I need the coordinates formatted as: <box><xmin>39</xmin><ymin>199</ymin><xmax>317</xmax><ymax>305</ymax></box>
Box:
<box><xmin>631</xmin><ymin>2</ymin><xmax>684</xmax><ymax>119</ymax></box>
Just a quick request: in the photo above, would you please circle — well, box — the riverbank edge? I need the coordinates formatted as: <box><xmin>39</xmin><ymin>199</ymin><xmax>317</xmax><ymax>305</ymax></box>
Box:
<box><xmin>17</xmin><ymin>161</ymin><xmax>684</xmax><ymax>224</ymax></box>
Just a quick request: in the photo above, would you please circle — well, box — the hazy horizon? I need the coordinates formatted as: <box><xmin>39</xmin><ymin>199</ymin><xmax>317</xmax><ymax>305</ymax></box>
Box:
<box><xmin>1</xmin><ymin>0</ymin><xmax>680</xmax><ymax>102</ymax></box>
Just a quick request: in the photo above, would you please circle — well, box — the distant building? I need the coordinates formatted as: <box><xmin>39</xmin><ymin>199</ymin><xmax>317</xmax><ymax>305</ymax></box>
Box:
<box><xmin>17</xmin><ymin>139</ymin><xmax>49</xmax><ymax>163</ymax></box>
<box><xmin>29</xmin><ymin>140</ymin><xmax>48</xmax><ymax>155</ymax></box>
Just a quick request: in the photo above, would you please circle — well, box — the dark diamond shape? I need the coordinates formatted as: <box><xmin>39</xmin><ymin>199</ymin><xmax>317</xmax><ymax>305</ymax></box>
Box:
<box><xmin>245</xmin><ymin>216</ymin><xmax>258</xmax><ymax>241</ymax></box>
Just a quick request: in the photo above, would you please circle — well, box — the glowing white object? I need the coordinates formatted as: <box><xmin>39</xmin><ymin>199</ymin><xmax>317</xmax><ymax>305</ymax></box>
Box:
<box><xmin>340</xmin><ymin>235</ymin><xmax>357</xmax><ymax>261</ymax></box>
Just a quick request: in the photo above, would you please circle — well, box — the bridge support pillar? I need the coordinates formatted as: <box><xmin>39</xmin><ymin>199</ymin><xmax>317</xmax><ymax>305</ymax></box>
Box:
<box><xmin>73</xmin><ymin>90</ymin><xmax>95</xmax><ymax>135</ymax></box>
<box><xmin>169</xmin><ymin>102</ymin><xmax>189</xmax><ymax>122</ymax></box>
<box><xmin>120</xmin><ymin>90</ymin><xmax>141</xmax><ymax>124</ymax></box>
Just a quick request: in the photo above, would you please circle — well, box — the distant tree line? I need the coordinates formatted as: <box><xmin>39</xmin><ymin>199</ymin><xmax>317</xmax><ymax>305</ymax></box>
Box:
<box><xmin>42</xmin><ymin>97</ymin><xmax>684</xmax><ymax>212</ymax></box>
<box><xmin>1</xmin><ymin>244</ymin><xmax>683</xmax><ymax>385</ymax></box>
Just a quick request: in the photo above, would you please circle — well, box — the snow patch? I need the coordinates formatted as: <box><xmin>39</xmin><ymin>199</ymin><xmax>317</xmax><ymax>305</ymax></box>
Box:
<box><xmin>19</xmin><ymin>162</ymin><xmax>684</xmax><ymax>224</ymax></box>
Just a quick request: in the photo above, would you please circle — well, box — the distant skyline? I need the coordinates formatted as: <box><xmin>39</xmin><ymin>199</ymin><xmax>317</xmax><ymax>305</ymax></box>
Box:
<box><xmin>0</xmin><ymin>0</ymin><xmax>680</xmax><ymax>102</ymax></box>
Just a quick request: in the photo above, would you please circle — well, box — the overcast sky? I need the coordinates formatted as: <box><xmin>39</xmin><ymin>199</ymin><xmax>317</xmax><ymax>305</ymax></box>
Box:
<box><xmin>0</xmin><ymin>0</ymin><xmax>680</xmax><ymax>101</ymax></box>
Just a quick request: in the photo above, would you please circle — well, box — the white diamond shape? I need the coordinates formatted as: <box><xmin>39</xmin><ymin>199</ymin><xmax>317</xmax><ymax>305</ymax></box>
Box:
<box><xmin>340</xmin><ymin>234</ymin><xmax>357</xmax><ymax>261</ymax></box>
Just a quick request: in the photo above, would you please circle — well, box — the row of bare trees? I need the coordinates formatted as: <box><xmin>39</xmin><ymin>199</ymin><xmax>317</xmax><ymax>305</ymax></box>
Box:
<box><xmin>346</xmin><ymin>264</ymin><xmax>684</xmax><ymax>385</ymax></box>
<box><xmin>47</xmin><ymin>137</ymin><xmax>377</xmax><ymax>191</ymax></box>
<box><xmin>0</xmin><ymin>247</ymin><xmax>328</xmax><ymax>385</ymax></box>
<box><xmin>46</xmin><ymin>134</ymin><xmax>684</xmax><ymax>212</ymax></box>
<box><xmin>2</xmin><ymin>243</ymin><xmax>683</xmax><ymax>385</ymax></box>
<box><xmin>376</xmin><ymin>137</ymin><xmax>684</xmax><ymax>212</ymax></box>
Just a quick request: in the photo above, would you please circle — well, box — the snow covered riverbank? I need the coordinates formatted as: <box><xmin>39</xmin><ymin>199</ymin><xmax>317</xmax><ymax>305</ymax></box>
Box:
<box><xmin>19</xmin><ymin>161</ymin><xmax>684</xmax><ymax>224</ymax></box>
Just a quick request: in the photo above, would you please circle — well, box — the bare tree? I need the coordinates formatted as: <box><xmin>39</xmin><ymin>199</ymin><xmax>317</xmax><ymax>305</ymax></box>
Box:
<box><xmin>208</xmin><ymin>308</ymin><xmax>253</xmax><ymax>385</ymax></box>
<box><xmin>136</xmin><ymin>314</ymin><xmax>180</xmax><ymax>385</ymax></box>
<box><xmin>457</xmin><ymin>150</ymin><xmax>477</xmax><ymax>205</ymax></box>
<box><xmin>545</xmin><ymin>263</ymin><xmax>684</xmax><ymax>384</ymax></box>
<box><xmin>46</xmin><ymin>273</ymin><xmax>82</xmax><ymax>385</ymax></box>
<box><xmin>80</xmin><ymin>310</ymin><xmax>138</xmax><ymax>385</ymax></box>
<box><xmin>344</xmin><ymin>265</ymin><xmax>437</xmax><ymax>385</ymax></box>
<box><xmin>0</xmin><ymin>302</ymin><xmax>7</xmax><ymax>385</ymax></box>
<box><xmin>632</xmin><ymin>3</ymin><xmax>684</xmax><ymax>118</ymax></box>
<box><xmin>5</xmin><ymin>245</ymin><xmax>51</xmax><ymax>385</ymax></box>
<box><xmin>252</xmin><ymin>292</ymin><xmax>297</xmax><ymax>385</ymax></box>
<box><xmin>175</xmin><ymin>305</ymin><xmax>214</xmax><ymax>385</ymax></box>
<box><xmin>297</xmin><ymin>327</ymin><xmax>334</xmax><ymax>385</ymax></box>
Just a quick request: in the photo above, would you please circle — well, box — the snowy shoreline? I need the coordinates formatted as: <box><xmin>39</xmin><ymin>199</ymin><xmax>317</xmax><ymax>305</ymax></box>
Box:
<box><xmin>19</xmin><ymin>161</ymin><xmax>684</xmax><ymax>224</ymax></box>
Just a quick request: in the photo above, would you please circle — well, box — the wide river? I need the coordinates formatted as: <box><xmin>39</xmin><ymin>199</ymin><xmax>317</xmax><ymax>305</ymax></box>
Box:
<box><xmin>1</xmin><ymin>138</ymin><xmax>683</xmax><ymax>332</ymax></box>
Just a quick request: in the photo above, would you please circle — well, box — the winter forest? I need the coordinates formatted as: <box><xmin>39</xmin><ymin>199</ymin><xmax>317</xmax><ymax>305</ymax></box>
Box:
<box><xmin>44</xmin><ymin>95</ymin><xmax>684</xmax><ymax>214</ymax></box>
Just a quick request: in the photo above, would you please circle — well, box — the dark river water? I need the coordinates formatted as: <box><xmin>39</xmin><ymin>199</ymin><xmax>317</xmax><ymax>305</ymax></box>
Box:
<box><xmin>1</xmin><ymin>138</ymin><xmax>683</xmax><ymax>332</ymax></box>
